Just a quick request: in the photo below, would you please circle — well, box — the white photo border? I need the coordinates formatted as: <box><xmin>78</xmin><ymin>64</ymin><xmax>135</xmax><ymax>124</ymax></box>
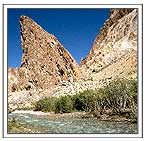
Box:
<box><xmin>2</xmin><ymin>4</ymin><xmax>143</xmax><ymax>138</ymax></box>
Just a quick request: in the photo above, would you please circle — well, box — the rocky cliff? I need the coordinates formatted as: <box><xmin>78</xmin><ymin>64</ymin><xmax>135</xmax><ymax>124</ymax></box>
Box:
<box><xmin>9</xmin><ymin>16</ymin><xmax>80</xmax><ymax>92</ymax></box>
<box><xmin>80</xmin><ymin>8</ymin><xmax>137</xmax><ymax>81</ymax></box>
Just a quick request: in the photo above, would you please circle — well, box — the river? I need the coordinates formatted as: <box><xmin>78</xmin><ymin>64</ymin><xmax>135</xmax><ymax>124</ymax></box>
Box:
<box><xmin>8</xmin><ymin>111</ymin><xmax>137</xmax><ymax>134</ymax></box>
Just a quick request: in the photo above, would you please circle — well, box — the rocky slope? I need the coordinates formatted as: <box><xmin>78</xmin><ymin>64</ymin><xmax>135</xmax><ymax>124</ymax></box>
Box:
<box><xmin>80</xmin><ymin>8</ymin><xmax>137</xmax><ymax>80</ymax></box>
<box><xmin>8</xmin><ymin>9</ymin><xmax>137</xmax><ymax>111</ymax></box>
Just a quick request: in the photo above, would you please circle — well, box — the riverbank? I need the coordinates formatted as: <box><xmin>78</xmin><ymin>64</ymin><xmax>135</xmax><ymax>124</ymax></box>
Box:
<box><xmin>8</xmin><ymin>79</ymin><xmax>137</xmax><ymax>125</ymax></box>
<box><xmin>10</xmin><ymin>110</ymin><xmax>134</xmax><ymax>123</ymax></box>
<box><xmin>11</xmin><ymin>110</ymin><xmax>88</xmax><ymax>119</ymax></box>
<box><xmin>9</xmin><ymin>79</ymin><xmax>137</xmax><ymax>123</ymax></box>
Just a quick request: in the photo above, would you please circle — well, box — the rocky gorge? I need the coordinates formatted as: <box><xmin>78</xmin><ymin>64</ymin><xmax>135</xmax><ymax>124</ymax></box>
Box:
<box><xmin>8</xmin><ymin>8</ymin><xmax>137</xmax><ymax>113</ymax></box>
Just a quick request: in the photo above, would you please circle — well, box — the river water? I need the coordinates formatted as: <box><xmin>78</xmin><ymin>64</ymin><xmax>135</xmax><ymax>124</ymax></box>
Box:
<box><xmin>8</xmin><ymin>112</ymin><xmax>137</xmax><ymax>134</ymax></box>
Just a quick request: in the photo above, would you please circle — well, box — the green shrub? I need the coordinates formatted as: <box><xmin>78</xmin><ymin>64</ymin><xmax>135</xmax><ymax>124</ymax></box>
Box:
<box><xmin>55</xmin><ymin>96</ymin><xmax>73</xmax><ymax>113</ymax></box>
<box><xmin>94</xmin><ymin>88</ymin><xmax>108</xmax><ymax>113</ymax></box>
<box><xmin>73</xmin><ymin>90</ymin><xmax>97</xmax><ymax>112</ymax></box>
<box><xmin>98</xmin><ymin>79</ymin><xmax>137</xmax><ymax>116</ymax></box>
<box><xmin>34</xmin><ymin>97</ymin><xmax>57</xmax><ymax>112</ymax></box>
<box><xmin>33</xmin><ymin>78</ymin><xmax>137</xmax><ymax>121</ymax></box>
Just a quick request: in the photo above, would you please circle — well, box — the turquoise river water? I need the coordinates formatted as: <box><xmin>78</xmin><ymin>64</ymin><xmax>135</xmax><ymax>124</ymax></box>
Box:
<box><xmin>8</xmin><ymin>112</ymin><xmax>137</xmax><ymax>134</ymax></box>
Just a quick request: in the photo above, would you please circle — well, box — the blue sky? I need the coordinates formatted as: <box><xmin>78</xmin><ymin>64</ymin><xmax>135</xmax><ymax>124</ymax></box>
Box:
<box><xmin>8</xmin><ymin>8</ymin><xmax>110</xmax><ymax>67</ymax></box>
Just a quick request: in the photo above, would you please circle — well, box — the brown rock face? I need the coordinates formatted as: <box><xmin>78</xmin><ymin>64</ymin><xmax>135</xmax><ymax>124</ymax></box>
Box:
<box><xmin>80</xmin><ymin>8</ymin><xmax>137</xmax><ymax>80</ymax></box>
<box><xmin>8</xmin><ymin>68</ymin><xmax>19</xmax><ymax>92</ymax></box>
<box><xmin>9</xmin><ymin>16</ymin><xmax>80</xmax><ymax>92</ymax></box>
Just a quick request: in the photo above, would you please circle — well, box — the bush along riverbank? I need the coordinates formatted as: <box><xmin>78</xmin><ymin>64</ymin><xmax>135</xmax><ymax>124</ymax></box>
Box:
<box><xmin>33</xmin><ymin>79</ymin><xmax>137</xmax><ymax>123</ymax></box>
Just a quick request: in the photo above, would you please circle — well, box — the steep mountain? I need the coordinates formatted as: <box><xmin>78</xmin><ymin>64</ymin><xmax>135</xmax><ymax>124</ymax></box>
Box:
<box><xmin>8</xmin><ymin>16</ymin><xmax>80</xmax><ymax>92</ymax></box>
<box><xmin>80</xmin><ymin>9</ymin><xmax>137</xmax><ymax>81</ymax></box>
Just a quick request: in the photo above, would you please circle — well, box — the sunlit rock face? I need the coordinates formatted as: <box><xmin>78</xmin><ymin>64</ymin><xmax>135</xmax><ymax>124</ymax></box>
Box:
<box><xmin>8</xmin><ymin>68</ymin><xmax>19</xmax><ymax>93</ymax></box>
<box><xmin>8</xmin><ymin>16</ymin><xmax>80</xmax><ymax>92</ymax></box>
<box><xmin>80</xmin><ymin>9</ymin><xmax>137</xmax><ymax>80</ymax></box>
